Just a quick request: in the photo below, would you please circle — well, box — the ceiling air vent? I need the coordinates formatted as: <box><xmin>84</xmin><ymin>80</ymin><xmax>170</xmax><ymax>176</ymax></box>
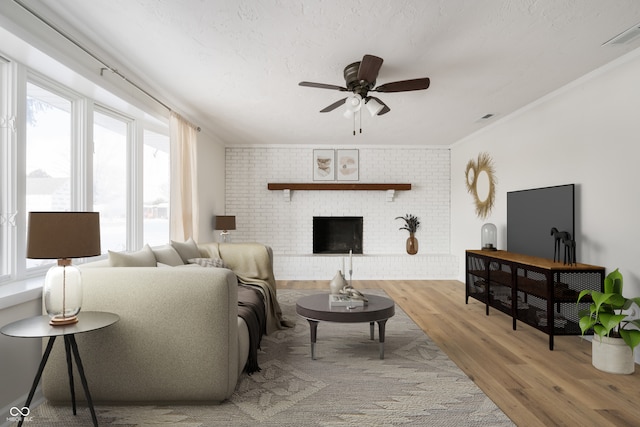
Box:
<box><xmin>603</xmin><ymin>22</ymin><xmax>640</xmax><ymax>46</ymax></box>
<box><xmin>476</xmin><ymin>113</ymin><xmax>495</xmax><ymax>123</ymax></box>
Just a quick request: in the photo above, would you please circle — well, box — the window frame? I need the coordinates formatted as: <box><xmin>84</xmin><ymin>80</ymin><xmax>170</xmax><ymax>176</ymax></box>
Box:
<box><xmin>0</xmin><ymin>55</ymin><xmax>11</xmax><ymax>283</ymax></box>
<box><xmin>92</xmin><ymin>105</ymin><xmax>138</xmax><ymax>252</ymax></box>
<box><xmin>0</xmin><ymin>51</ymin><xmax>169</xmax><ymax>287</ymax></box>
<box><xmin>22</xmin><ymin>73</ymin><xmax>85</xmax><ymax>276</ymax></box>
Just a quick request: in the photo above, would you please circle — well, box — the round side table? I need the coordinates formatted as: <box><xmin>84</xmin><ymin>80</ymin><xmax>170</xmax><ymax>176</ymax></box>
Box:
<box><xmin>1</xmin><ymin>311</ymin><xmax>119</xmax><ymax>426</ymax></box>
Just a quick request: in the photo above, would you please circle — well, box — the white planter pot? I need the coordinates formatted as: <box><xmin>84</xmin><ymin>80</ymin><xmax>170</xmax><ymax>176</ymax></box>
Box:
<box><xmin>592</xmin><ymin>336</ymin><xmax>635</xmax><ymax>375</ymax></box>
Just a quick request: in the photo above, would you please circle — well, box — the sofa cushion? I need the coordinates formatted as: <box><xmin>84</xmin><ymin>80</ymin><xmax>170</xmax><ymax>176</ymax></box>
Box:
<box><xmin>189</xmin><ymin>257</ymin><xmax>228</xmax><ymax>268</ymax></box>
<box><xmin>171</xmin><ymin>238</ymin><xmax>201</xmax><ymax>263</ymax></box>
<box><xmin>108</xmin><ymin>244</ymin><xmax>156</xmax><ymax>267</ymax></box>
<box><xmin>152</xmin><ymin>245</ymin><xmax>184</xmax><ymax>266</ymax></box>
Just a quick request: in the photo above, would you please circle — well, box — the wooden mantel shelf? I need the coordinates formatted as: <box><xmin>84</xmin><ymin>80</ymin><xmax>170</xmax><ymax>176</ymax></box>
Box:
<box><xmin>267</xmin><ymin>183</ymin><xmax>411</xmax><ymax>202</ymax></box>
<box><xmin>267</xmin><ymin>183</ymin><xmax>411</xmax><ymax>191</ymax></box>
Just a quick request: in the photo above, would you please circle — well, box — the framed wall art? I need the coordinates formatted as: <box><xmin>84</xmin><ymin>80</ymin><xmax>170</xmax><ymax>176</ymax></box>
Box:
<box><xmin>336</xmin><ymin>149</ymin><xmax>359</xmax><ymax>181</ymax></box>
<box><xmin>313</xmin><ymin>149</ymin><xmax>335</xmax><ymax>181</ymax></box>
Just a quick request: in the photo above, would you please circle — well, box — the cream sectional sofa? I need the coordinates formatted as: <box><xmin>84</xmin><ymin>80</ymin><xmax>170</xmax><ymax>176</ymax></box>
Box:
<box><xmin>42</xmin><ymin>241</ymin><xmax>278</xmax><ymax>404</ymax></box>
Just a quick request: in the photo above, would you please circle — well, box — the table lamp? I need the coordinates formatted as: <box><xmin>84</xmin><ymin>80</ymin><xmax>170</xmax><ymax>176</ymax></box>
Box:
<box><xmin>214</xmin><ymin>215</ymin><xmax>236</xmax><ymax>242</ymax></box>
<box><xmin>27</xmin><ymin>212</ymin><xmax>101</xmax><ymax>326</ymax></box>
<box><xmin>481</xmin><ymin>223</ymin><xmax>497</xmax><ymax>251</ymax></box>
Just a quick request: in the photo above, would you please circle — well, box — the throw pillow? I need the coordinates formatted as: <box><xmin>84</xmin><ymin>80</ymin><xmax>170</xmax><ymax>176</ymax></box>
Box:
<box><xmin>188</xmin><ymin>257</ymin><xmax>228</xmax><ymax>269</ymax></box>
<box><xmin>108</xmin><ymin>244</ymin><xmax>156</xmax><ymax>267</ymax></box>
<box><xmin>171</xmin><ymin>237</ymin><xmax>201</xmax><ymax>263</ymax></box>
<box><xmin>152</xmin><ymin>245</ymin><xmax>184</xmax><ymax>266</ymax></box>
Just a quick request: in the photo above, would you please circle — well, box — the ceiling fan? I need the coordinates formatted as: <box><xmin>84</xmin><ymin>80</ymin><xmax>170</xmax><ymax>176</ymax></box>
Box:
<box><xmin>299</xmin><ymin>54</ymin><xmax>430</xmax><ymax>119</ymax></box>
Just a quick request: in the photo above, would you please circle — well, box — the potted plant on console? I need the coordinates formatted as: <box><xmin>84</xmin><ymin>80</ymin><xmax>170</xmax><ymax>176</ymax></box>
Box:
<box><xmin>578</xmin><ymin>268</ymin><xmax>640</xmax><ymax>374</ymax></box>
<box><xmin>396</xmin><ymin>214</ymin><xmax>420</xmax><ymax>255</ymax></box>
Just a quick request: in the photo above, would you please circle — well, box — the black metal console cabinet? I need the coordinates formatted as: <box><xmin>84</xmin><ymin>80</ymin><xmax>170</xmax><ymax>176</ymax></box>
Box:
<box><xmin>465</xmin><ymin>250</ymin><xmax>604</xmax><ymax>350</ymax></box>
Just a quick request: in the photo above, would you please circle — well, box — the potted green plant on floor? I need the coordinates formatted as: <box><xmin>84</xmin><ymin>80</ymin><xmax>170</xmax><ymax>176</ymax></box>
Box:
<box><xmin>395</xmin><ymin>214</ymin><xmax>420</xmax><ymax>255</ymax></box>
<box><xmin>577</xmin><ymin>268</ymin><xmax>640</xmax><ymax>374</ymax></box>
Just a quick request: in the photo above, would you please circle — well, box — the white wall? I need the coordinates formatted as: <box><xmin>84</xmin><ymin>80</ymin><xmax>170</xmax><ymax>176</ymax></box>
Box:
<box><xmin>224</xmin><ymin>146</ymin><xmax>458</xmax><ymax>279</ymax></box>
<box><xmin>0</xmin><ymin>299</ymin><xmax>43</xmax><ymax>424</ymax></box>
<box><xmin>451</xmin><ymin>48</ymin><xmax>640</xmax><ymax>297</ymax></box>
<box><xmin>196</xmin><ymin>132</ymin><xmax>227</xmax><ymax>244</ymax></box>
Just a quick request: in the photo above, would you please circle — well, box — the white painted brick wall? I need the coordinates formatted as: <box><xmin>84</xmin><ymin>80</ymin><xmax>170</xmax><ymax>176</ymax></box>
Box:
<box><xmin>225</xmin><ymin>146</ymin><xmax>458</xmax><ymax>279</ymax></box>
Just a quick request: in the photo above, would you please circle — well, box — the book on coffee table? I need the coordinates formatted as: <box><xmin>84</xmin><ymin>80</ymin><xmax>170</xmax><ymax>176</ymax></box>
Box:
<box><xmin>329</xmin><ymin>294</ymin><xmax>365</xmax><ymax>307</ymax></box>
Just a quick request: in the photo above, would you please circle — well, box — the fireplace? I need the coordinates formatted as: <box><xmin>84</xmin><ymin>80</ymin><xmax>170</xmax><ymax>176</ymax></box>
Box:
<box><xmin>313</xmin><ymin>216</ymin><xmax>363</xmax><ymax>254</ymax></box>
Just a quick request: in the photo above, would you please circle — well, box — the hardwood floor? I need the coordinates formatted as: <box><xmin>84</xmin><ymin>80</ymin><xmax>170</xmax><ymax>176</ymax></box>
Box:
<box><xmin>277</xmin><ymin>280</ymin><xmax>640</xmax><ymax>427</ymax></box>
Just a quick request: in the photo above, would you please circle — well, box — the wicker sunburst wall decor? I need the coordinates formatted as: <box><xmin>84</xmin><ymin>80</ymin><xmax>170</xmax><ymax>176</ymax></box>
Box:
<box><xmin>464</xmin><ymin>152</ymin><xmax>496</xmax><ymax>219</ymax></box>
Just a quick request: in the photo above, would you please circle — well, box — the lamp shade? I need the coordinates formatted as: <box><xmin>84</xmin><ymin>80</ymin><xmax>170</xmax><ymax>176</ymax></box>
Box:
<box><xmin>343</xmin><ymin>94</ymin><xmax>363</xmax><ymax>118</ymax></box>
<box><xmin>214</xmin><ymin>215</ymin><xmax>236</xmax><ymax>231</ymax></box>
<box><xmin>365</xmin><ymin>97</ymin><xmax>384</xmax><ymax>116</ymax></box>
<box><xmin>27</xmin><ymin>212</ymin><xmax>101</xmax><ymax>326</ymax></box>
<box><xmin>27</xmin><ymin>212</ymin><xmax>101</xmax><ymax>259</ymax></box>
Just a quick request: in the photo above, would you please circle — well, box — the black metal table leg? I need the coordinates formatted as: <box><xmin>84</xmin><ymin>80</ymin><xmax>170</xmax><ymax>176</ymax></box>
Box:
<box><xmin>18</xmin><ymin>336</ymin><xmax>56</xmax><ymax>427</ymax></box>
<box><xmin>64</xmin><ymin>335</ymin><xmax>77</xmax><ymax>415</ymax></box>
<box><xmin>68</xmin><ymin>334</ymin><xmax>98</xmax><ymax>427</ymax></box>
<box><xmin>307</xmin><ymin>319</ymin><xmax>319</xmax><ymax>360</ymax></box>
<box><xmin>377</xmin><ymin>319</ymin><xmax>388</xmax><ymax>359</ymax></box>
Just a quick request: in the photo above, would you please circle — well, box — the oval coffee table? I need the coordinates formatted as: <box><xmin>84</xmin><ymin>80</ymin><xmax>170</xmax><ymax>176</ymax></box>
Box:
<box><xmin>296</xmin><ymin>293</ymin><xmax>395</xmax><ymax>360</ymax></box>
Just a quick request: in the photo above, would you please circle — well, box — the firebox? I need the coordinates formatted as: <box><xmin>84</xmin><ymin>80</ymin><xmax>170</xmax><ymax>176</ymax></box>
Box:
<box><xmin>313</xmin><ymin>216</ymin><xmax>363</xmax><ymax>254</ymax></box>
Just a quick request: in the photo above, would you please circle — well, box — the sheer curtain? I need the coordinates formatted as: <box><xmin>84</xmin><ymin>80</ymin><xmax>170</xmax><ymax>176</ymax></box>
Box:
<box><xmin>169</xmin><ymin>112</ymin><xmax>199</xmax><ymax>241</ymax></box>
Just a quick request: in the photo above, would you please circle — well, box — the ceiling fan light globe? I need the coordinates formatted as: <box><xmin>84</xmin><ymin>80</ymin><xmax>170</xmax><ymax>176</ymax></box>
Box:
<box><xmin>345</xmin><ymin>93</ymin><xmax>363</xmax><ymax>112</ymax></box>
<box><xmin>366</xmin><ymin>98</ymin><xmax>384</xmax><ymax>116</ymax></box>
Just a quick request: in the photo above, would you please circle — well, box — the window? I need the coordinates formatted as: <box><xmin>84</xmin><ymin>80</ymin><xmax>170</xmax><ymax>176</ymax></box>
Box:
<box><xmin>0</xmin><ymin>57</ymin><xmax>9</xmax><ymax>279</ymax></box>
<box><xmin>0</xmin><ymin>49</ymin><xmax>170</xmax><ymax>287</ymax></box>
<box><xmin>143</xmin><ymin>130</ymin><xmax>170</xmax><ymax>246</ymax></box>
<box><xmin>93</xmin><ymin>109</ymin><xmax>129</xmax><ymax>252</ymax></box>
<box><xmin>25</xmin><ymin>82</ymin><xmax>73</xmax><ymax>269</ymax></box>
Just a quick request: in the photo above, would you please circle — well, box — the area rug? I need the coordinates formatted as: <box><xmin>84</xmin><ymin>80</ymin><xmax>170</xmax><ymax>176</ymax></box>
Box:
<box><xmin>25</xmin><ymin>289</ymin><xmax>514</xmax><ymax>426</ymax></box>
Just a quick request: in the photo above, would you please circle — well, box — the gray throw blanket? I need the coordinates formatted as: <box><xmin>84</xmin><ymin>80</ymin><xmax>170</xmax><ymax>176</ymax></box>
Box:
<box><xmin>237</xmin><ymin>284</ymin><xmax>266</xmax><ymax>374</ymax></box>
<box><xmin>204</xmin><ymin>242</ymin><xmax>293</xmax><ymax>334</ymax></box>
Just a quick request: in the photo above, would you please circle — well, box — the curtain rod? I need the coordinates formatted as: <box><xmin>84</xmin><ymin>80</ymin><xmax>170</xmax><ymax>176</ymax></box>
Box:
<box><xmin>13</xmin><ymin>0</ymin><xmax>201</xmax><ymax>132</ymax></box>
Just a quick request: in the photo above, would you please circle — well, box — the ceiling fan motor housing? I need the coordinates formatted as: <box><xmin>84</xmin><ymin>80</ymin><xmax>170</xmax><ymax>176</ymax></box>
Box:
<box><xmin>344</xmin><ymin>61</ymin><xmax>374</xmax><ymax>96</ymax></box>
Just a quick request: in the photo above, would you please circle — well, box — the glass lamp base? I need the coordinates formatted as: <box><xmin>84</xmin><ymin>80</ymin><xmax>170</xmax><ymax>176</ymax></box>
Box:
<box><xmin>44</xmin><ymin>261</ymin><xmax>83</xmax><ymax>326</ymax></box>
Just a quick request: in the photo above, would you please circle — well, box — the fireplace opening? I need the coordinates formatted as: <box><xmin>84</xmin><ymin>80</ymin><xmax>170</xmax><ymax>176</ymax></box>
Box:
<box><xmin>313</xmin><ymin>216</ymin><xmax>363</xmax><ymax>254</ymax></box>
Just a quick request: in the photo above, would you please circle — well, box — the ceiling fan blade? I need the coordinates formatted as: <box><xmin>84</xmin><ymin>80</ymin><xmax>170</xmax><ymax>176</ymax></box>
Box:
<box><xmin>299</xmin><ymin>81</ymin><xmax>348</xmax><ymax>91</ymax></box>
<box><xmin>366</xmin><ymin>96</ymin><xmax>391</xmax><ymax>115</ymax></box>
<box><xmin>320</xmin><ymin>97</ymin><xmax>347</xmax><ymax>113</ymax></box>
<box><xmin>373</xmin><ymin>78</ymin><xmax>430</xmax><ymax>93</ymax></box>
<box><xmin>357</xmin><ymin>54</ymin><xmax>384</xmax><ymax>83</ymax></box>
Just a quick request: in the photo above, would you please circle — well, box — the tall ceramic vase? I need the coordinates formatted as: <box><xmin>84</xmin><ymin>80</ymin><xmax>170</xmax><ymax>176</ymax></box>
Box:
<box><xmin>330</xmin><ymin>270</ymin><xmax>348</xmax><ymax>294</ymax></box>
<box><xmin>406</xmin><ymin>233</ymin><xmax>418</xmax><ymax>255</ymax></box>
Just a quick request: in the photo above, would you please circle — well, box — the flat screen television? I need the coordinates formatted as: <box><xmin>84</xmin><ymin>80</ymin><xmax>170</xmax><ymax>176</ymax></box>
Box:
<box><xmin>506</xmin><ymin>184</ymin><xmax>575</xmax><ymax>260</ymax></box>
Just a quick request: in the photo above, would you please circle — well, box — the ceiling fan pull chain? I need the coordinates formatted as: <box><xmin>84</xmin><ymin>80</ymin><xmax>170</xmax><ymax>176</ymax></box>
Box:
<box><xmin>359</xmin><ymin>110</ymin><xmax>362</xmax><ymax>134</ymax></box>
<box><xmin>353</xmin><ymin>112</ymin><xmax>356</xmax><ymax>136</ymax></box>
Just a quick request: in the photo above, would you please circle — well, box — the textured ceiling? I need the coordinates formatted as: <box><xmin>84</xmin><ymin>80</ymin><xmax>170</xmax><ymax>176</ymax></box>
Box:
<box><xmin>21</xmin><ymin>0</ymin><xmax>640</xmax><ymax>146</ymax></box>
